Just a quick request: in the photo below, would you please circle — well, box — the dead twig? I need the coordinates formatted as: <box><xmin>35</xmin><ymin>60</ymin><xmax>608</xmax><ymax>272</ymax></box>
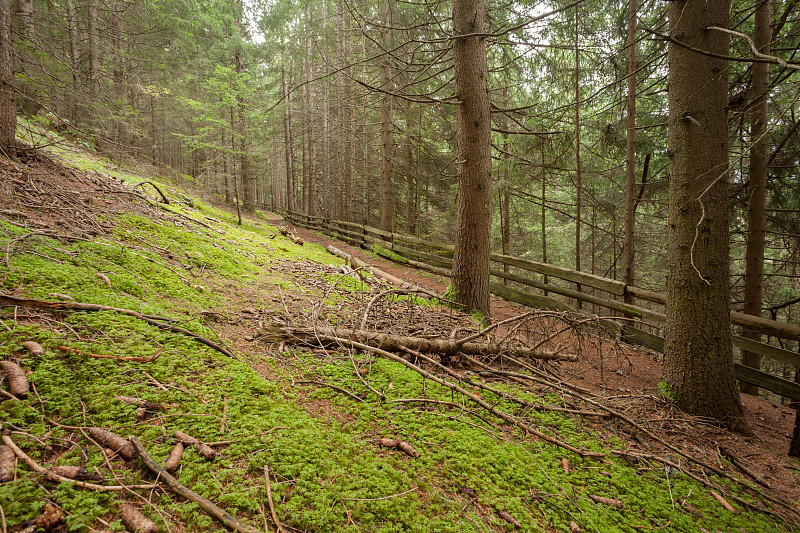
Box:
<box><xmin>57</xmin><ymin>345</ymin><xmax>162</xmax><ymax>363</ymax></box>
<box><xmin>129</xmin><ymin>436</ymin><xmax>260</xmax><ymax>533</ymax></box>
<box><xmin>294</xmin><ymin>379</ymin><xmax>365</xmax><ymax>403</ymax></box>
<box><xmin>0</xmin><ymin>294</ymin><xmax>238</xmax><ymax>360</ymax></box>
<box><xmin>264</xmin><ymin>465</ymin><xmax>286</xmax><ymax>533</ymax></box>
<box><xmin>0</xmin><ymin>426</ymin><xmax>155</xmax><ymax>491</ymax></box>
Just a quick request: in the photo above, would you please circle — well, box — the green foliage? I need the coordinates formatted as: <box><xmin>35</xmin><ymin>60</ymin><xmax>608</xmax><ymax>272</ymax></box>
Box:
<box><xmin>658</xmin><ymin>381</ymin><xmax>679</xmax><ymax>402</ymax></box>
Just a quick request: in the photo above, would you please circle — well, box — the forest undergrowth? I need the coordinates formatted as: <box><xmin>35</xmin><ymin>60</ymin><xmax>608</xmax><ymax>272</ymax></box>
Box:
<box><xmin>0</xmin><ymin>123</ymin><xmax>798</xmax><ymax>532</ymax></box>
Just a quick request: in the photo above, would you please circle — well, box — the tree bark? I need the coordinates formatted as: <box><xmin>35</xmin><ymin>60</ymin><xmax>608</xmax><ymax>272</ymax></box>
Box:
<box><xmin>662</xmin><ymin>0</ymin><xmax>749</xmax><ymax>433</ymax></box>
<box><xmin>16</xmin><ymin>0</ymin><xmax>33</xmax><ymax>41</ymax></box>
<box><xmin>335</xmin><ymin>3</ymin><xmax>345</xmax><ymax>220</ymax></box>
<box><xmin>88</xmin><ymin>1</ymin><xmax>100</xmax><ymax>95</ymax></box>
<box><xmin>573</xmin><ymin>6</ymin><xmax>583</xmax><ymax>309</ymax></box>
<box><xmin>0</xmin><ymin>0</ymin><xmax>14</xmax><ymax>156</ymax></box>
<box><xmin>322</xmin><ymin>0</ymin><xmax>331</xmax><ymax>218</ymax></box>
<box><xmin>282</xmin><ymin>67</ymin><xmax>296</xmax><ymax>213</ymax></box>
<box><xmin>65</xmin><ymin>0</ymin><xmax>80</xmax><ymax>86</ymax></box>
<box><xmin>405</xmin><ymin>99</ymin><xmax>416</xmax><ymax>234</ymax></box>
<box><xmin>234</xmin><ymin>2</ymin><xmax>253</xmax><ymax>212</ymax></box>
<box><xmin>623</xmin><ymin>0</ymin><xmax>637</xmax><ymax>303</ymax></box>
<box><xmin>379</xmin><ymin>0</ymin><xmax>396</xmax><ymax>233</ymax></box>
<box><xmin>740</xmin><ymin>0</ymin><xmax>772</xmax><ymax>396</ymax></box>
<box><xmin>306</xmin><ymin>33</ymin><xmax>318</xmax><ymax>216</ymax></box>
<box><xmin>451</xmin><ymin>0</ymin><xmax>492</xmax><ymax>318</ymax></box>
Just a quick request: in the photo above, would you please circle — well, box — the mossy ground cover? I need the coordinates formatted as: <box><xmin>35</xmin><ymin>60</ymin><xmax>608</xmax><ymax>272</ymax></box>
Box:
<box><xmin>0</xmin><ymin>130</ymin><xmax>793</xmax><ymax>532</ymax></box>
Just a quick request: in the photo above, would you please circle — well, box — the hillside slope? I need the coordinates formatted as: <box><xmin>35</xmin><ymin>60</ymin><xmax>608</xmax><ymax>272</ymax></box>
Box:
<box><xmin>0</xmin><ymin>126</ymin><xmax>798</xmax><ymax>532</ymax></box>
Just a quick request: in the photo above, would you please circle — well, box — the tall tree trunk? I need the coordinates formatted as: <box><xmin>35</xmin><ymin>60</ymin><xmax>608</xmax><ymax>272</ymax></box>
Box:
<box><xmin>301</xmin><ymin>48</ymin><xmax>309</xmax><ymax>214</ymax></box>
<box><xmin>234</xmin><ymin>2</ymin><xmax>253</xmax><ymax>212</ymax></box>
<box><xmin>65</xmin><ymin>0</ymin><xmax>80</xmax><ymax>84</ymax></box>
<box><xmin>88</xmin><ymin>1</ymin><xmax>100</xmax><ymax>96</ymax></box>
<box><xmin>740</xmin><ymin>0</ymin><xmax>772</xmax><ymax>396</ymax></box>
<box><xmin>322</xmin><ymin>0</ymin><xmax>331</xmax><ymax>218</ymax></box>
<box><xmin>405</xmin><ymin>99</ymin><xmax>417</xmax><ymax>235</ymax></box>
<box><xmin>306</xmin><ymin>34</ymin><xmax>318</xmax><ymax>216</ymax></box>
<box><xmin>17</xmin><ymin>0</ymin><xmax>33</xmax><ymax>41</ymax></box>
<box><xmin>662</xmin><ymin>0</ymin><xmax>749</xmax><ymax>433</ymax></box>
<box><xmin>451</xmin><ymin>0</ymin><xmax>492</xmax><ymax>318</ymax></box>
<box><xmin>282</xmin><ymin>67</ymin><xmax>296</xmax><ymax>213</ymax></box>
<box><xmin>623</xmin><ymin>0</ymin><xmax>637</xmax><ymax>301</ymax></box>
<box><xmin>574</xmin><ymin>5</ymin><xmax>583</xmax><ymax>308</ymax></box>
<box><xmin>541</xmin><ymin>138</ymin><xmax>548</xmax><ymax>294</ymax></box>
<box><xmin>500</xmin><ymin>131</ymin><xmax>510</xmax><ymax>283</ymax></box>
<box><xmin>347</xmin><ymin>15</ymin><xmax>356</xmax><ymax>223</ymax></box>
<box><xmin>222</xmin><ymin>125</ymin><xmax>232</xmax><ymax>204</ymax></box>
<box><xmin>335</xmin><ymin>3</ymin><xmax>345</xmax><ymax>220</ymax></box>
<box><xmin>112</xmin><ymin>5</ymin><xmax>126</xmax><ymax>144</ymax></box>
<box><xmin>379</xmin><ymin>0</ymin><xmax>395</xmax><ymax>233</ymax></box>
<box><xmin>0</xmin><ymin>0</ymin><xmax>14</xmax><ymax>156</ymax></box>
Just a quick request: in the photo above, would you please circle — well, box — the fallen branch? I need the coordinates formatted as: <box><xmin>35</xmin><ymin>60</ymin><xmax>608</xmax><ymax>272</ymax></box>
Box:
<box><xmin>264</xmin><ymin>465</ymin><xmax>286</xmax><ymax>533</ymax></box>
<box><xmin>129</xmin><ymin>436</ymin><xmax>260</xmax><ymax>533</ymax></box>
<box><xmin>0</xmin><ymin>426</ymin><xmax>155</xmax><ymax>491</ymax></box>
<box><xmin>57</xmin><ymin>346</ymin><xmax>161</xmax><ymax>363</ymax></box>
<box><xmin>486</xmin><ymin>352</ymin><xmax>800</xmax><ymax>519</ymax></box>
<box><xmin>0</xmin><ymin>294</ymin><xmax>237</xmax><ymax>360</ymax></box>
<box><xmin>718</xmin><ymin>446</ymin><xmax>771</xmax><ymax>489</ymax></box>
<box><xmin>260</xmin><ymin>323</ymin><xmax>577</xmax><ymax>362</ymax></box>
<box><xmin>132</xmin><ymin>180</ymin><xmax>170</xmax><ymax>204</ymax></box>
<box><xmin>326</xmin><ymin>246</ymin><xmax>429</xmax><ymax>292</ymax></box>
<box><xmin>295</xmin><ymin>380</ymin><xmax>365</xmax><ymax>403</ymax></box>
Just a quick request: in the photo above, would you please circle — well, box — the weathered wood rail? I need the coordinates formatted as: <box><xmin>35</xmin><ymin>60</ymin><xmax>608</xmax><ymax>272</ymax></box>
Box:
<box><xmin>284</xmin><ymin>211</ymin><xmax>800</xmax><ymax>401</ymax></box>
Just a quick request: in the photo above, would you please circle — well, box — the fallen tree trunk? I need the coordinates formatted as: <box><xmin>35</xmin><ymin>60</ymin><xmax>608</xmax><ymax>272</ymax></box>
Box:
<box><xmin>326</xmin><ymin>245</ymin><xmax>425</xmax><ymax>291</ymax></box>
<box><xmin>259</xmin><ymin>323</ymin><xmax>577</xmax><ymax>362</ymax></box>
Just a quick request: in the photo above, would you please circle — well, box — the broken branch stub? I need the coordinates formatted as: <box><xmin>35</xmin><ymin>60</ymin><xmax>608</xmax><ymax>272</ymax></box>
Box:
<box><xmin>48</xmin><ymin>465</ymin><xmax>104</xmax><ymax>482</ymax></box>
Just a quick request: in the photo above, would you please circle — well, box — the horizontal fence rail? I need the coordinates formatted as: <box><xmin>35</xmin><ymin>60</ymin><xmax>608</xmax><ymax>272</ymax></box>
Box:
<box><xmin>284</xmin><ymin>211</ymin><xmax>800</xmax><ymax>401</ymax></box>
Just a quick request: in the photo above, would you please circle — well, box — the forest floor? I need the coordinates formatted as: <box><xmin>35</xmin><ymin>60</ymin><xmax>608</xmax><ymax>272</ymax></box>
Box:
<box><xmin>0</xmin><ymin>122</ymin><xmax>799</xmax><ymax>533</ymax></box>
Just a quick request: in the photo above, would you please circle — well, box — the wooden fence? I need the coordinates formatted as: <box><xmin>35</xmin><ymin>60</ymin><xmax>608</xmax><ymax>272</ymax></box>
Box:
<box><xmin>284</xmin><ymin>211</ymin><xmax>800</xmax><ymax>401</ymax></box>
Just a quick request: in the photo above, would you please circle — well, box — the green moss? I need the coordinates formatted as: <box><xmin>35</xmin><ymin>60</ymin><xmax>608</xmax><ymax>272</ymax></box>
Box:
<box><xmin>371</xmin><ymin>244</ymin><xmax>408</xmax><ymax>264</ymax></box>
